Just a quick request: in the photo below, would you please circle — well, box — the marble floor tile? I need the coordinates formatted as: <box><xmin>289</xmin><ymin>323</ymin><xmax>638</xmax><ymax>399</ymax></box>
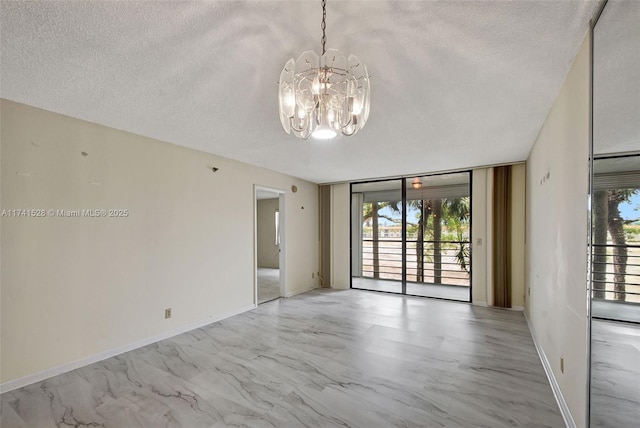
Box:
<box><xmin>590</xmin><ymin>319</ymin><xmax>640</xmax><ymax>428</ymax></box>
<box><xmin>1</xmin><ymin>289</ymin><xmax>565</xmax><ymax>427</ymax></box>
<box><xmin>352</xmin><ymin>277</ymin><xmax>470</xmax><ymax>302</ymax></box>
<box><xmin>257</xmin><ymin>268</ymin><xmax>280</xmax><ymax>304</ymax></box>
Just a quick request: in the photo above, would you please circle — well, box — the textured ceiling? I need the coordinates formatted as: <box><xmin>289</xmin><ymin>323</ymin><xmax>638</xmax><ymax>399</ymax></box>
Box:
<box><xmin>1</xmin><ymin>1</ymin><xmax>600</xmax><ymax>184</ymax></box>
<box><xmin>593</xmin><ymin>0</ymin><xmax>640</xmax><ymax>156</ymax></box>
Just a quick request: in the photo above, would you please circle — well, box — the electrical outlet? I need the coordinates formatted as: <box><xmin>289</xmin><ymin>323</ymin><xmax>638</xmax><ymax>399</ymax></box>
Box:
<box><xmin>165</xmin><ymin>308</ymin><xmax>172</xmax><ymax>319</ymax></box>
<box><xmin>560</xmin><ymin>357</ymin><xmax>564</xmax><ymax>373</ymax></box>
<box><xmin>312</xmin><ymin>272</ymin><xmax>315</xmax><ymax>278</ymax></box>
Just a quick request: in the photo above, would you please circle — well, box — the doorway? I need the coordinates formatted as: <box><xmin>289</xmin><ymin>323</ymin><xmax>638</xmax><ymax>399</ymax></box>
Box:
<box><xmin>255</xmin><ymin>186</ymin><xmax>285</xmax><ymax>304</ymax></box>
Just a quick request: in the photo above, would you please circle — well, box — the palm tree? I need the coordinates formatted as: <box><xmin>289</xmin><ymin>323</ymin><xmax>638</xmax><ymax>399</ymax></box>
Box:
<box><xmin>592</xmin><ymin>190</ymin><xmax>609</xmax><ymax>299</ymax></box>
<box><xmin>607</xmin><ymin>189</ymin><xmax>637</xmax><ymax>301</ymax></box>
<box><xmin>443</xmin><ymin>197</ymin><xmax>471</xmax><ymax>274</ymax></box>
<box><xmin>593</xmin><ymin>188</ymin><xmax>638</xmax><ymax>302</ymax></box>
<box><xmin>432</xmin><ymin>200</ymin><xmax>443</xmax><ymax>284</ymax></box>
<box><xmin>409</xmin><ymin>196</ymin><xmax>469</xmax><ymax>284</ymax></box>
<box><xmin>362</xmin><ymin>201</ymin><xmax>400</xmax><ymax>279</ymax></box>
<box><xmin>371</xmin><ymin>202</ymin><xmax>380</xmax><ymax>278</ymax></box>
<box><xmin>363</xmin><ymin>196</ymin><xmax>470</xmax><ymax>285</ymax></box>
<box><xmin>406</xmin><ymin>199</ymin><xmax>428</xmax><ymax>282</ymax></box>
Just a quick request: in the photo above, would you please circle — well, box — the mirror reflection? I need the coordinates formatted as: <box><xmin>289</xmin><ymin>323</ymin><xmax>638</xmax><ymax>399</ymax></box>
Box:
<box><xmin>590</xmin><ymin>156</ymin><xmax>640</xmax><ymax>427</ymax></box>
<box><xmin>591</xmin><ymin>0</ymin><xmax>640</xmax><ymax>426</ymax></box>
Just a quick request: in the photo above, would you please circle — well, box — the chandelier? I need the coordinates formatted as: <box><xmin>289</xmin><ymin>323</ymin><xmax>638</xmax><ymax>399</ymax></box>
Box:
<box><xmin>278</xmin><ymin>0</ymin><xmax>370</xmax><ymax>140</ymax></box>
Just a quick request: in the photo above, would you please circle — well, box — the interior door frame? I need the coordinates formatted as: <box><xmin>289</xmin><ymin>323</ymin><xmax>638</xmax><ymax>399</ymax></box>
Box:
<box><xmin>254</xmin><ymin>185</ymin><xmax>286</xmax><ymax>305</ymax></box>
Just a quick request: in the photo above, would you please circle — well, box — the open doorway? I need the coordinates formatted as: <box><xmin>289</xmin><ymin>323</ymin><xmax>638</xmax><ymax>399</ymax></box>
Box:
<box><xmin>255</xmin><ymin>186</ymin><xmax>285</xmax><ymax>304</ymax></box>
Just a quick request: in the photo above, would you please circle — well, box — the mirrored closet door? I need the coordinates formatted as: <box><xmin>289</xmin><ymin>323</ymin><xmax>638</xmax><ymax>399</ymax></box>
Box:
<box><xmin>590</xmin><ymin>1</ymin><xmax>640</xmax><ymax>426</ymax></box>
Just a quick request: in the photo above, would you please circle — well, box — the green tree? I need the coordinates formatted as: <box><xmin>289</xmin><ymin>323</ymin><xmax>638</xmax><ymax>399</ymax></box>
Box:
<box><xmin>363</xmin><ymin>201</ymin><xmax>400</xmax><ymax>279</ymax></box>
<box><xmin>363</xmin><ymin>196</ymin><xmax>470</xmax><ymax>285</ymax></box>
<box><xmin>432</xmin><ymin>200</ymin><xmax>443</xmax><ymax>283</ymax></box>
<box><xmin>593</xmin><ymin>188</ymin><xmax>638</xmax><ymax>302</ymax></box>
<box><xmin>408</xmin><ymin>199</ymin><xmax>427</xmax><ymax>282</ymax></box>
<box><xmin>443</xmin><ymin>197</ymin><xmax>471</xmax><ymax>274</ymax></box>
<box><xmin>409</xmin><ymin>196</ymin><xmax>470</xmax><ymax>284</ymax></box>
<box><xmin>592</xmin><ymin>190</ymin><xmax>609</xmax><ymax>299</ymax></box>
<box><xmin>607</xmin><ymin>189</ymin><xmax>637</xmax><ymax>301</ymax></box>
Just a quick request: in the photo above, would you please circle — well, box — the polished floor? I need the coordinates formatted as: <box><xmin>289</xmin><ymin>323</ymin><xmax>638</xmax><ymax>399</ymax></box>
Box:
<box><xmin>592</xmin><ymin>299</ymin><xmax>640</xmax><ymax>324</ymax></box>
<box><xmin>257</xmin><ymin>267</ymin><xmax>280</xmax><ymax>304</ymax></box>
<box><xmin>1</xmin><ymin>289</ymin><xmax>563</xmax><ymax>427</ymax></box>
<box><xmin>590</xmin><ymin>319</ymin><xmax>640</xmax><ymax>427</ymax></box>
<box><xmin>352</xmin><ymin>277</ymin><xmax>470</xmax><ymax>301</ymax></box>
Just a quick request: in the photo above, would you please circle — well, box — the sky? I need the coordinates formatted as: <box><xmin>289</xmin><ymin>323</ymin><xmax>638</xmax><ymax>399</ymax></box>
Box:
<box><xmin>620</xmin><ymin>193</ymin><xmax>640</xmax><ymax>224</ymax></box>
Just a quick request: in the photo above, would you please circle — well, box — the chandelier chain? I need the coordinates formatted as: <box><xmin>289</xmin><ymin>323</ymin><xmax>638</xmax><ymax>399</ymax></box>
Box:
<box><xmin>321</xmin><ymin>0</ymin><xmax>327</xmax><ymax>55</ymax></box>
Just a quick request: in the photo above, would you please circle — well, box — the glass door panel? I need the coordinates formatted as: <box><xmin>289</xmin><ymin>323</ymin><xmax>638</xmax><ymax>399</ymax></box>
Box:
<box><xmin>405</xmin><ymin>172</ymin><xmax>471</xmax><ymax>301</ymax></box>
<box><xmin>351</xmin><ymin>180</ymin><xmax>403</xmax><ymax>293</ymax></box>
<box><xmin>351</xmin><ymin>172</ymin><xmax>471</xmax><ymax>302</ymax></box>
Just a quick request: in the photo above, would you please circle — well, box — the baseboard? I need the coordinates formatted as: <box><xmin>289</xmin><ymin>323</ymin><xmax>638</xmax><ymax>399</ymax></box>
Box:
<box><xmin>523</xmin><ymin>312</ymin><xmax>576</xmax><ymax>428</ymax></box>
<box><xmin>471</xmin><ymin>302</ymin><xmax>522</xmax><ymax>311</ymax></box>
<box><xmin>285</xmin><ymin>285</ymin><xmax>317</xmax><ymax>298</ymax></box>
<box><xmin>0</xmin><ymin>303</ymin><xmax>256</xmax><ymax>394</ymax></box>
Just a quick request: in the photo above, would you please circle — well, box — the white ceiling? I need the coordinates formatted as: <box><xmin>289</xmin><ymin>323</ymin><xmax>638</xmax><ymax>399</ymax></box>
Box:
<box><xmin>593</xmin><ymin>0</ymin><xmax>640</xmax><ymax>156</ymax></box>
<box><xmin>1</xmin><ymin>0</ymin><xmax>600</xmax><ymax>184</ymax></box>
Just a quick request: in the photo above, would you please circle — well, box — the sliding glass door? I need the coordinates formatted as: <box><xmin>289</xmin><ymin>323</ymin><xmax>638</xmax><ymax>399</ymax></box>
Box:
<box><xmin>404</xmin><ymin>173</ymin><xmax>471</xmax><ymax>301</ymax></box>
<box><xmin>351</xmin><ymin>179</ymin><xmax>403</xmax><ymax>293</ymax></box>
<box><xmin>351</xmin><ymin>172</ymin><xmax>471</xmax><ymax>302</ymax></box>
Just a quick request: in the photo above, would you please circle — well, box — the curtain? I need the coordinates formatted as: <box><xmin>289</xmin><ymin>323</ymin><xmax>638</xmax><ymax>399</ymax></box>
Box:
<box><xmin>319</xmin><ymin>185</ymin><xmax>331</xmax><ymax>287</ymax></box>
<box><xmin>492</xmin><ymin>166</ymin><xmax>512</xmax><ymax>308</ymax></box>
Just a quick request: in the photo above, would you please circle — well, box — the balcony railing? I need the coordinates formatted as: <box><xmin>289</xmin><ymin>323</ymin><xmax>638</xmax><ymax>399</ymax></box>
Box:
<box><xmin>592</xmin><ymin>243</ymin><xmax>640</xmax><ymax>303</ymax></box>
<box><xmin>361</xmin><ymin>238</ymin><xmax>470</xmax><ymax>287</ymax></box>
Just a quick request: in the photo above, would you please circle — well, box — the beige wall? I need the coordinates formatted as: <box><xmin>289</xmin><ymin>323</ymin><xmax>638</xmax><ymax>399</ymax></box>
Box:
<box><xmin>471</xmin><ymin>168</ymin><xmax>489</xmax><ymax>305</ymax></box>
<box><xmin>525</xmin><ymin>33</ymin><xmax>590</xmax><ymax>428</ymax></box>
<box><xmin>330</xmin><ymin>183</ymin><xmax>350</xmax><ymax>289</ymax></box>
<box><xmin>511</xmin><ymin>163</ymin><xmax>526</xmax><ymax>308</ymax></box>
<box><xmin>0</xmin><ymin>99</ymin><xmax>319</xmax><ymax>384</ymax></box>
<box><xmin>257</xmin><ymin>198</ymin><xmax>279</xmax><ymax>268</ymax></box>
<box><xmin>470</xmin><ymin>165</ymin><xmax>526</xmax><ymax>308</ymax></box>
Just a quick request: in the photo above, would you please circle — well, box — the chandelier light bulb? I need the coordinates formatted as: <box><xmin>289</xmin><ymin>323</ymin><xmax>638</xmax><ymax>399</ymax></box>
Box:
<box><xmin>278</xmin><ymin>0</ymin><xmax>370</xmax><ymax>140</ymax></box>
<box><xmin>284</xmin><ymin>93</ymin><xmax>295</xmax><ymax>108</ymax></box>
<box><xmin>312</xmin><ymin>127</ymin><xmax>338</xmax><ymax>139</ymax></box>
<box><xmin>312</xmin><ymin>75</ymin><xmax>321</xmax><ymax>95</ymax></box>
<box><xmin>352</xmin><ymin>99</ymin><xmax>363</xmax><ymax>115</ymax></box>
